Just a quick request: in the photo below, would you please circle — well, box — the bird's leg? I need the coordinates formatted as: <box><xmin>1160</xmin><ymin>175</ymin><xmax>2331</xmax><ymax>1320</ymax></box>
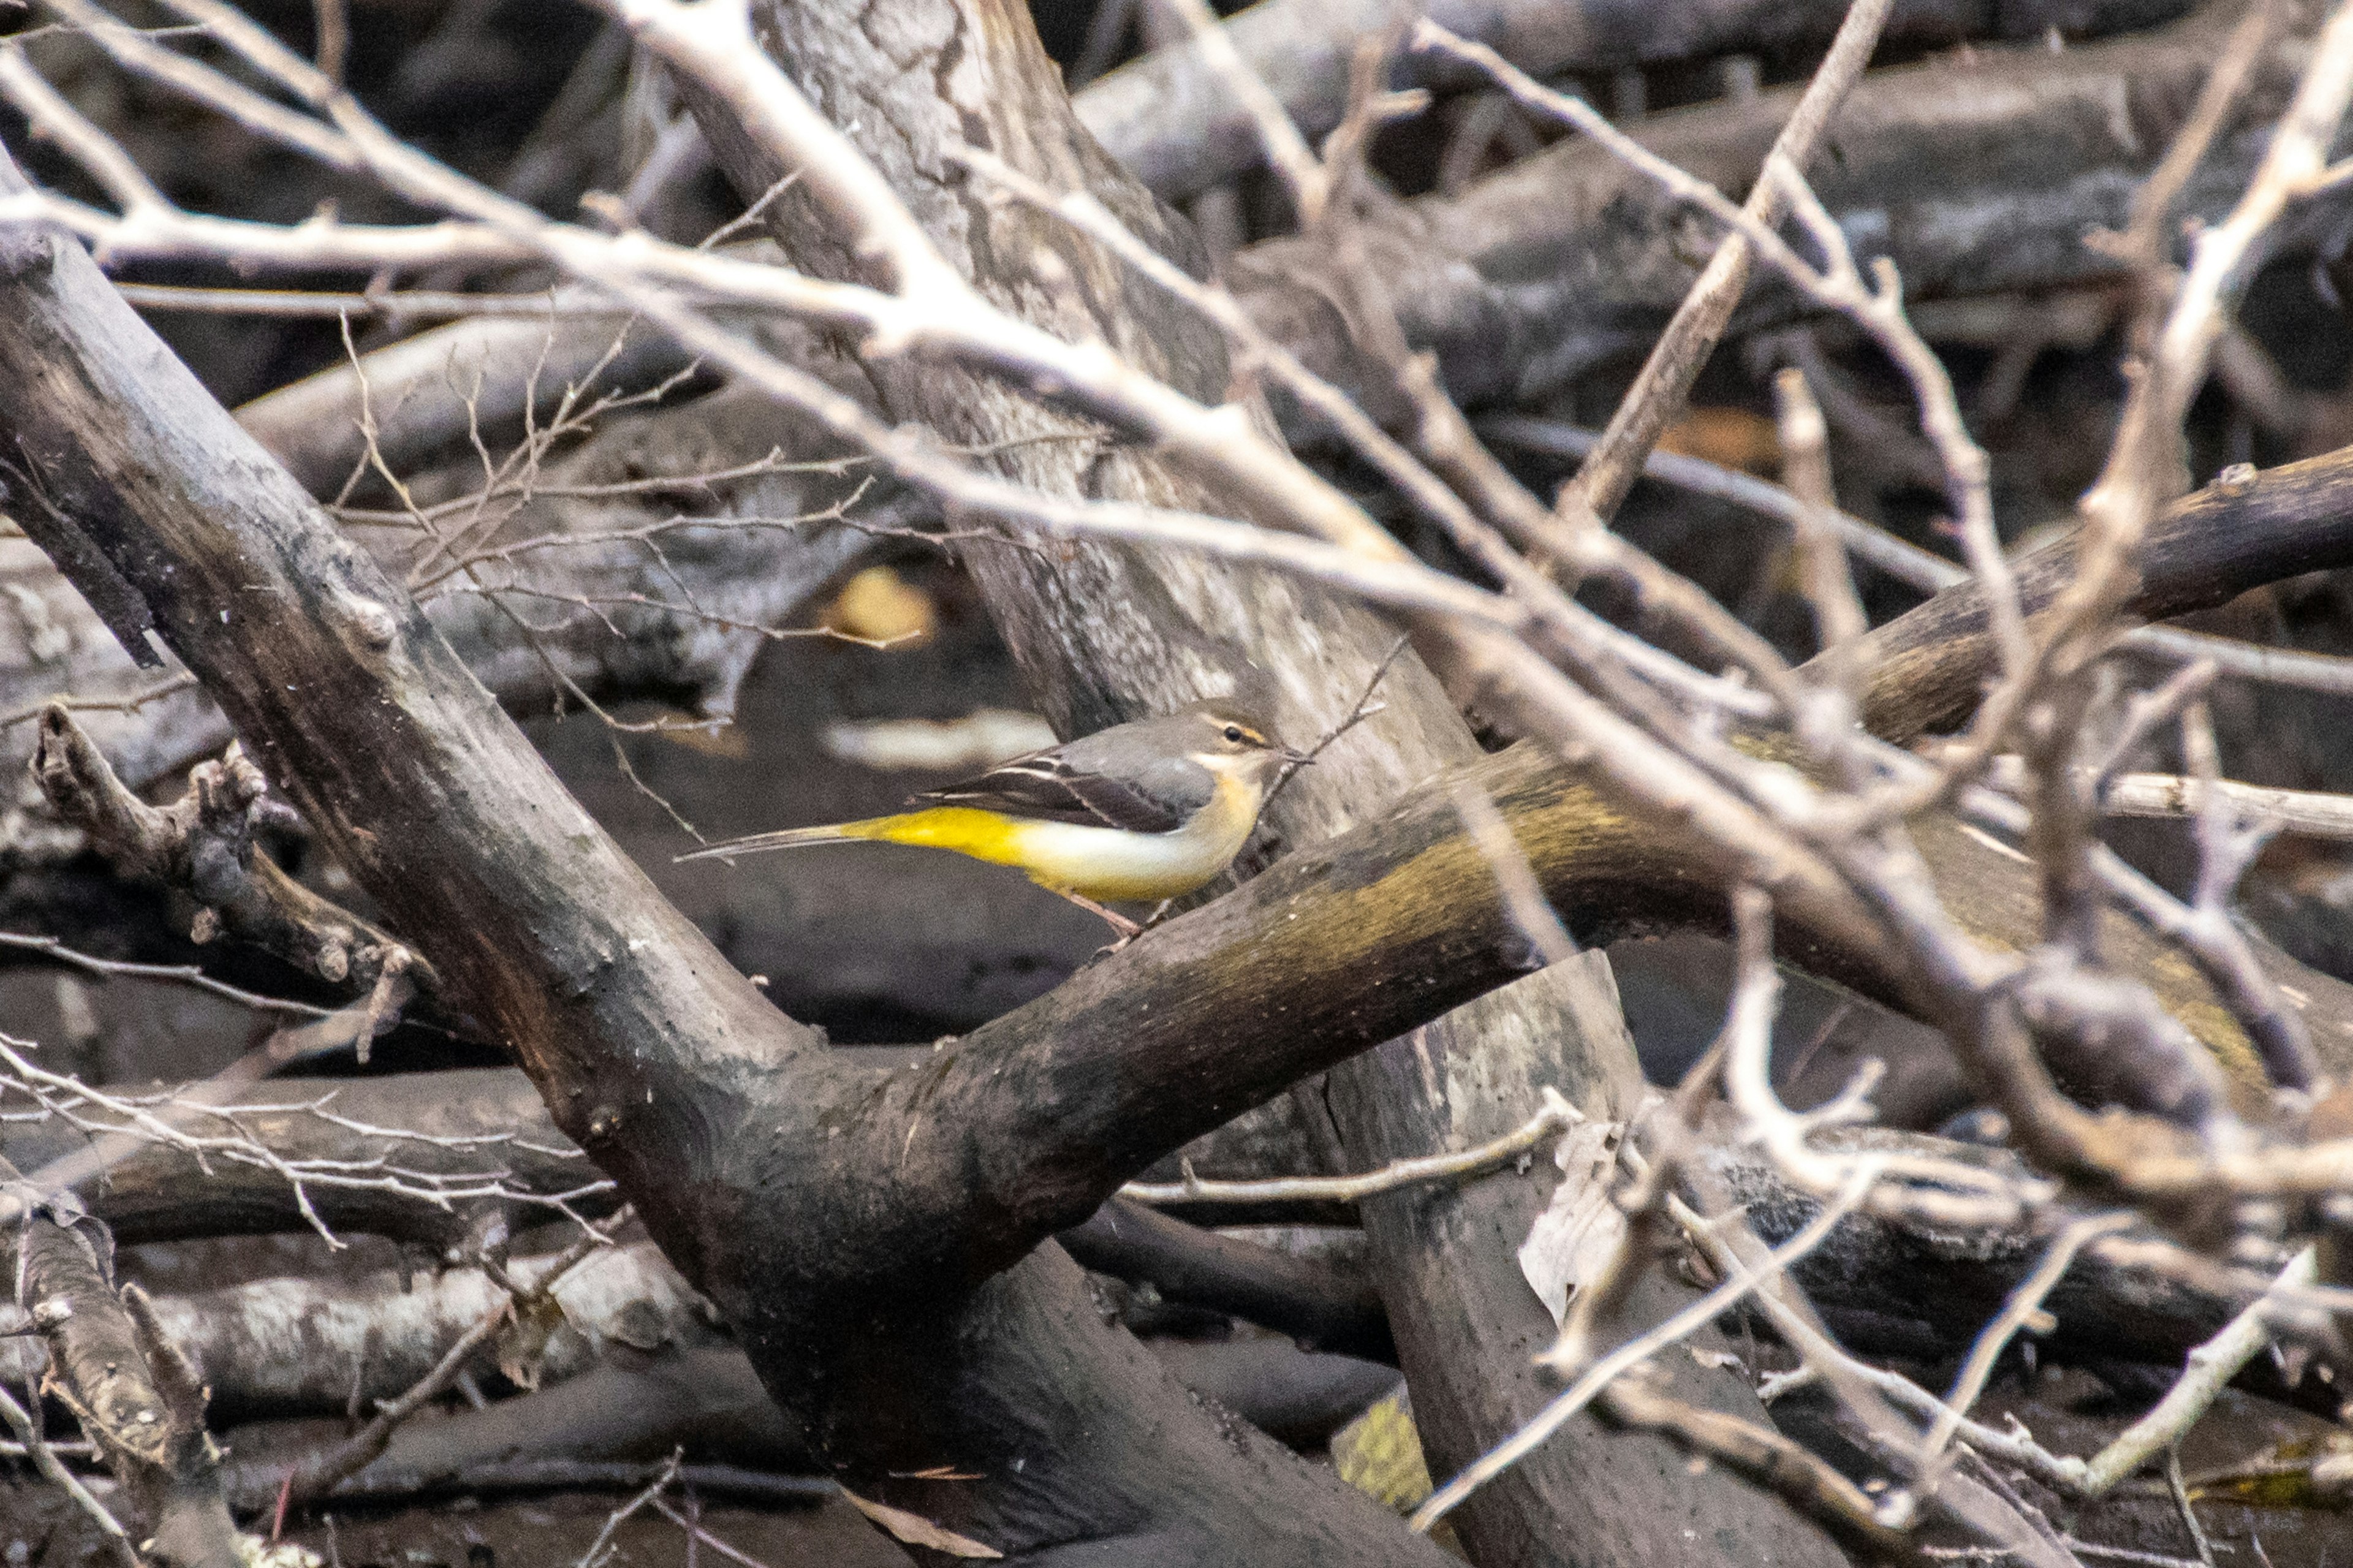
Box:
<box><xmin>1055</xmin><ymin>889</ymin><xmax>1144</xmax><ymax>945</ymax></box>
<box><xmin>1139</xmin><ymin>898</ymin><xmax>1176</xmax><ymax>931</ymax></box>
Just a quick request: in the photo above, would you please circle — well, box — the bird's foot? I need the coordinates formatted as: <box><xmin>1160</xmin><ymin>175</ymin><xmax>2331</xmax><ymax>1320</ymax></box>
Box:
<box><xmin>1057</xmin><ymin>890</ymin><xmax>1144</xmax><ymax>957</ymax></box>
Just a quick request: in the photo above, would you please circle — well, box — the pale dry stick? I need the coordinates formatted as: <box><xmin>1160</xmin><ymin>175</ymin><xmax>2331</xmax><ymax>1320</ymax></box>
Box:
<box><xmin>2</xmin><ymin>0</ymin><xmax>1800</xmax><ymax>756</ymax></box>
<box><xmin>10</xmin><ymin>20</ymin><xmax>1492</xmax><ymax>619</ymax></box>
<box><xmin>2098</xmin><ymin>771</ymin><xmax>2353</xmax><ymax>839</ymax></box>
<box><xmin>1773</xmin><ymin>365</ymin><xmax>1870</xmax><ymax>733</ymax></box>
<box><xmin>1711</xmin><ymin>1215</ymin><xmax>2349</xmax><ymax>1510</ymax></box>
<box><xmin>1664</xmin><ymin>1178</ymin><xmax>2086</xmax><ymax>1562</ymax></box>
<box><xmin>0</xmin><ymin>0</ymin><xmax>1891</xmax><ymax>757</ymax></box>
<box><xmin>1988</xmin><ymin>1</ymin><xmax>2353</xmax><ymax>918</ymax></box>
<box><xmin>1775</xmin><ymin>365</ymin><xmax>1837</xmax><ymax>512</ymax></box>
<box><xmin>0</xmin><ymin>930</ymin><xmax>338</xmax><ymax>1018</ymax></box>
<box><xmin>1671</xmin><ymin>1187</ymin><xmax>2046</xmax><ymax>1479</ymax></box>
<box><xmin>339</xmin><ymin>346</ymin><xmax>885</xmax><ymax>740</ymax></box>
<box><xmin>1262</xmin><ymin>630</ymin><xmax>1410</xmax><ymax>814</ymax></box>
<box><xmin>14</xmin><ymin>13</ymin><xmax>354</xmax><ymax>182</ymax></box>
<box><xmin>2164</xmin><ymin>1446</ymin><xmax>2218</xmax><ymax>1568</ymax></box>
<box><xmin>2080</xmin><ymin>1244</ymin><xmax>2319</xmax><ymax>1496</ymax></box>
<box><xmin>341</xmin><ymin>447</ymin><xmax>858</xmax><ymax>531</ymax></box>
<box><xmin>2088</xmin><ymin>661</ymin><xmax>2219</xmax><ymax>789</ymax></box>
<box><xmin>1770</xmin><ymin>167</ymin><xmax>2023</xmax><ymax>709</ymax></box>
<box><xmin>0</xmin><ymin>671</ymin><xmax>198</xmax><ymax>733</ymax></box>
<box><xmin>963</xmin><ymin>20</ymin><xmax>1822</xmax><ymax>733</ymax></box>
<box><xmin>0</xmin><ymin>1042</ymin><xmax>610</xmax><ymax>1241</ymax></box>
<box><xmin>2109</xmin><ymin>0</ymin><xmax>2283</xmax><ymax>276</ymax></box>
<box><xmin>1417</xmin><ymin>25</ymin><xmax>2036</xmax><ymax>844</ymax></box>
<box><xmin>1594</xmin><ymin>1371</ymin><xmax>1915</xmax><ymax>1560</ymax></box>
<box><xmin>2105</xmin><ymin>695</ymin><xmax>2312</xmax><ymax>1091</ymax></box>
<box><xmin>310</xmin><ymin>0</ymin><xmax>346</xmax><ymax>85</ymax></box>
<box><xmin>1915</xmin><ymin>1211</ymin><xmax>2140</xmax><ymax>1491</ymax></box>
<box><xmin>1409</xmin><ymin>1159</ymin><xmax>1887</xmax><ymax>1533</ymax></box>
<box><xmin>575</xmin><ymin>1452</ymin><xmax>683</xmax><ymax>1568</ymax></box>
<box><xmin>1300</xmin><ymin>43</ymin><xmax>1833</xmax><ymax>729</ymax></box>
<box><xmin>116</xmin><ymin>283</ymin><xmax>719</xmax><ymax>320</ymax></box>
<box><xmin>1120</xmin><ymin>1088</ymin><xmax>1580</xmax><ymax>1207</ymax></box>
<box><xmin>653</xmin><ymin>1498</ymin><xmax>795</xmax><ymax>1568</ymax></box>
<box><xmin>0</xmin><ymin>1381</ymin><xmax>140</xmax><ymax>1568</ymax></box>
<box><xmin>944</xmin><ymin>143</ymin><xmax>1779</xmax><ymax>727</ymax></box>
<box><xmin>1450</xmin><ymin>780</ymin><xmax>1577</xmax><ymax>967</ymax></box>
<box><xmin>2020</xmin><ymin>823</ymin><xmax>2307</xmax><ymax>1102</ymax></box>
<box><xmin>1564</xmin><ymin>0</ymin><xmax>1898</xmax><ymax>529</ymax></box>
<box><xmin>411</xmin><ymin>319</ymin><xmax>697</xmax><ymax>588</ymax></box>
<box><xmin>0</xmin><ymin>1439</ymin><xmax>100</xmax><ymax>1458</ymax></box>
<box><xmin>1148</xmin><ymin>0</ymin><xmax>1324</xmax><ymax>222</ymax></box>
<box><xmin>1979</xmin><ymin>748</ymin><xmax>2353</xmax><ymax>844</ymax></box>
<box><xmin>406</xmin><ymin>480</ymin><xmax>874</xmax><ymax>599</ymax></box>
<box><xmin>2060</xmin><ymin>1541</ymin><xmax>2206</xmax><ymax>1568</ymax></box>
<box><xmin>2180</xmin><ymin>700</ymin><xmax>2272</xmax><ymax>924</ymax></box>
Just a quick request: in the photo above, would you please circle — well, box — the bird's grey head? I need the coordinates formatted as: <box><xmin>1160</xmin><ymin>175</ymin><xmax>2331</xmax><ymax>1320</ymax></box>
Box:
<box><xmin>1175</xmin><ymin>699</ymin><xmax>1311</xmax><ymax>784</ymax></box>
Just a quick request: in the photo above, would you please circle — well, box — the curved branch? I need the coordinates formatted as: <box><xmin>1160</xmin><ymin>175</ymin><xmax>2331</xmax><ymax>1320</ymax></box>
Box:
<box><xmin>1846</xmin><ymin>442</ymin><xmax>2353</xmax><ymax>740</ymax></box>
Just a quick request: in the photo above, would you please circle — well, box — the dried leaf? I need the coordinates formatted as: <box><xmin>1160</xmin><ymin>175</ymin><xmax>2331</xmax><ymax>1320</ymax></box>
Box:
<box><xmin>1517</xmin><ymin>1118</ymin><xmax>1628</xmax><ymax>1327</ymax></box>
<box><xmin>840</xmin><ymin>1487</ymin><xmax>1002</xmax><ymax>1559</ymax></box>
<box><xmin>494</xmin><ymin>1290</ymin><xmax>569</xmax><ymax>1392</ymax></box>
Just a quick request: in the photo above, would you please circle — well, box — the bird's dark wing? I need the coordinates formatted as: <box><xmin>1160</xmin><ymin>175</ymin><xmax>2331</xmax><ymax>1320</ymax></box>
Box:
<box><xmin>913</xmin><ymin>749</ymin><xmax>1190</xmax><ymax>833</ymax></box>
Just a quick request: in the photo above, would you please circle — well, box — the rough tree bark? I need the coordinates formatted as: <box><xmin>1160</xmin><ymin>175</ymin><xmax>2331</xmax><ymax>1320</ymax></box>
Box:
<box><xmin>713</xmin><ymin>1</ymin><xmax>1860</xmax><ymax>1563</ymax></box>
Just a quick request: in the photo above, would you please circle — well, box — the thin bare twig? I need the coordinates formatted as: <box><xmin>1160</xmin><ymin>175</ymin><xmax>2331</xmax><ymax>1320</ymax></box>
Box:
<box><xmin>1564</xmin><ymin>0</ymin><xmax>1896</xmax><ymax>526</ymax></box>
<box><xmin>1120</xmin><ymin>1089</ymin><xmax>1579</xmax><ymax>1207</ymax></box>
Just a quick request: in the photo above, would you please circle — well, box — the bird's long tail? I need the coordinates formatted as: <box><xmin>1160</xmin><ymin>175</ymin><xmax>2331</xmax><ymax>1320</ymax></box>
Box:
<box><xmin>675</xmin><ymin>808</ymin><xmax>1021</xmax><ymax>867</ymax></box>
<box><xmin>672</xmin><ymin>822</ymin><xmax>860</xmax><ymax>864</ymax></box>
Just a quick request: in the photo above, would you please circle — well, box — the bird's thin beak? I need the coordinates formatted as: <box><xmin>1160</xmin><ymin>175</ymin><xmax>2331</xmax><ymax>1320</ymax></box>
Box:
<box><xmin>1283</xmin><ymin>746</ymin><xmax>1315</xmax><ymax>766</ymax></box>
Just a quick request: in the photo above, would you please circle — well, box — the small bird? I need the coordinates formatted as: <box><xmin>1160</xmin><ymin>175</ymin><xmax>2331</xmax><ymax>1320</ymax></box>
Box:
<box><xmin>675</xmin><ymin>699</ymin><xmax>1311</xmax><ymax>937</ymax></box>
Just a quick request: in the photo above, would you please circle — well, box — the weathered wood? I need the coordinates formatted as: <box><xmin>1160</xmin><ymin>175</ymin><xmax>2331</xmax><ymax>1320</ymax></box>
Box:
<box><xmin>1076</xmin><ymin>0</ymin><xmax>2192</xmax><ymax>204</ymax></box>
<box><xmin>2</xmin><ymin>1154</ymin><xmax>242</xmax><ymax>1568</ymax></box>
<box><xmin>1231</xmin><ymin>2</ymin><xmax>2330</xmax><ymax>423</ymax></box>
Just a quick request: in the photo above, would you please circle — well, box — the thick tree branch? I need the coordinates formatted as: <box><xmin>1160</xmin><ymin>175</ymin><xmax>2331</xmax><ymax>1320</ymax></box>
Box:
<box><xmin>1072</xmin><ymin>0</ymin><xmax>2192</xmax><ymax>203</ymax></box>
<box><xmin>1230</xmin><ymin>4</ymin><xmax>2330</xmax><ymax>423</ymax></box>
<box><xmin>1</xmin><ymin>1153</ymin><xmax>243</xmax><ymax>1567</ymax></box>
<box><xmin>31</xmin><ymin>703</ymin><xmax>422</xmax><ymax>1000</ymax></box>
<box><xmin>1846</xmin><ymin>443</ymin><xmax>2353</xmax><ymax>741</ymax></box>
<box><xmin>1061</xmin><ymin>1198</ymin><xmax>1393</xmax><ymax>1363</ymax></box>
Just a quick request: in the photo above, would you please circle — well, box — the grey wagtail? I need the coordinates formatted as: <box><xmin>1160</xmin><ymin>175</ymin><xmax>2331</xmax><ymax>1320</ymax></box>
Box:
<box><xmin>674</xmin><ymin>699</ymin><xmax>1310</xmax><ymax>936</ymax></box>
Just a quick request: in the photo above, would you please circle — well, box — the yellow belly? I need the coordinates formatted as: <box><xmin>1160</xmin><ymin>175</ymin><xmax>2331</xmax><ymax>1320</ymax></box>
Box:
<box><xmin>846</xmin><ymin>774</ymin><xmax>1259</xmax><ymax>902</ymax></box>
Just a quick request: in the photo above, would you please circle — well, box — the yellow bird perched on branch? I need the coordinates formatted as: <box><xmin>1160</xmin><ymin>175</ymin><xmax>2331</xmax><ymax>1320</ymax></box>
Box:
<box><xmin>675</xmin><ymin>699</ymin><xmax>1310</xmax><ymax>937</ymax></box>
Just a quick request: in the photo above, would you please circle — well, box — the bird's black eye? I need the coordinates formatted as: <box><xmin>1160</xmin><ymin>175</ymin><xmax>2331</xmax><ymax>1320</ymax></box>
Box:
<box><xmin>1222</xmin><ymin>725</ymin><xmax>1245</xmax><ymax>743</ymax></box>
